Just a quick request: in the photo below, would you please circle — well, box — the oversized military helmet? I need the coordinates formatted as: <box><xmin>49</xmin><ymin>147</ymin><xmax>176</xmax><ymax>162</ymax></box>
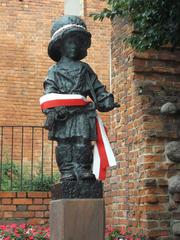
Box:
<box><xmin>48</xmin><ymin>15</ymin><xmax>91</xmax><ymax>62</ymax></box>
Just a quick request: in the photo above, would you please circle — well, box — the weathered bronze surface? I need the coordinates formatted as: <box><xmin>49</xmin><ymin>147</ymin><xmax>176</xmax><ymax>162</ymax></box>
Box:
<box><xmin>51</xmin><ymin>180</ymin><xmax>103</xmax><ymax>199</ymax></box>
<box><xmin>42</xmin><ymin>16</ymin><xmax>118</xmax><ymax>197</ymax></box>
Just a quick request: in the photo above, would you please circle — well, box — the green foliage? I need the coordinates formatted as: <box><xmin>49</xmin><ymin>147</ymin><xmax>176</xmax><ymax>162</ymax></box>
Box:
<box><xmin>0</xmin><ymin>161</ymin><xmax>21</xmax><ymax>191</ymax></box>
<box><xmin>0</xmin><ymin>161</ymin><xmax>59</xmax><ymax>192</ymax></box>
<box><xmin>90</xmin><ymin>0</ymin><xmax>180</xmax><ymax>51</ymax></box>
<box><xmin>23</xmin><ymin>173</ymin><xmax>59</xmax><ymax>192</ymax></box>
<box><xmin>105</xmin><ymin>227</ymin><xmax>146</xmax><ymax>240</ymax></box>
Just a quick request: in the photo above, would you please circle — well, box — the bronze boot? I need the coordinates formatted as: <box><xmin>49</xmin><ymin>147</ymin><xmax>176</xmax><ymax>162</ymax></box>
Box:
<box><xmin>73</xmin><ymin>142</ymin><xmax>95</xmax><ymax>180</ymax></box>
<box><xmin>56</xmin><ymin>143</ymin><xmax>76</xmax><ymax>181</ymax></box>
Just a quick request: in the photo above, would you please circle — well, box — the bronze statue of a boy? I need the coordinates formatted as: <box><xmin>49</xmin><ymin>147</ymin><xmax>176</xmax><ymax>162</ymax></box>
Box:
<box><xmin>41</xmin><ymin>16</ymin><xmax>118</xmax><ymax>182</ymax></box>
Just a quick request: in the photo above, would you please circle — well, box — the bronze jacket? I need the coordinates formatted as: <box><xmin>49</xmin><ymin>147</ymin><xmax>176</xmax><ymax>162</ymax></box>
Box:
<box><xmin>43</xmin><ymin>59</ymin><xmax>112</xmax><ymax>141</ymax></box>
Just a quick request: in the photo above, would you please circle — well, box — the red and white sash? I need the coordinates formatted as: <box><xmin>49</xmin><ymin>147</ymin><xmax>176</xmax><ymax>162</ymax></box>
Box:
<box><xmin>40</xmin><ymin>93</ymin><xmax>116</xmax><ymax>180</ymax></box>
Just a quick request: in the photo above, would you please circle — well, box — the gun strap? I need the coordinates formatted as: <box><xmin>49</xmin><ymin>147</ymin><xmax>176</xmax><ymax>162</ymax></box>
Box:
<box><xmin>85</xmin><ymin>72</ymin><xmax>98</xmax><ymax>106</ymax></box>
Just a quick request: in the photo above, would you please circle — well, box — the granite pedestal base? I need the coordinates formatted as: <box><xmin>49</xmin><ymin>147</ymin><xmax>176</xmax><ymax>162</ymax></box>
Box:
<box><xmin>50</xmin><ymin>199</ymin><xmax>104</xmax><ymax>240</ymax></box>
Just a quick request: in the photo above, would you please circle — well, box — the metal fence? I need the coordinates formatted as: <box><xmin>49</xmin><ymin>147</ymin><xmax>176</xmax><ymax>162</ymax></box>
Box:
<box><xmin>0</xmin><ymin>126</ymin><xmax>59</xmax><ymax>191</ymax></box>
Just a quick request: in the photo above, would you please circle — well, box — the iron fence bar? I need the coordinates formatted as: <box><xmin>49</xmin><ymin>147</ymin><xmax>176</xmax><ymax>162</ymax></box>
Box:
<box><xmin>31</xmin><ymin>127</ymin><xmax>34</xmax><ymax>191</ymax></box>
<box><xmin>0</xmin><ymin>125</ymin><xmax>58</xmax><ymax>191</ymax></box>
<box><xmin>51</xmin><ymin>141</ymin><xmax>54</xmax><ymax>182</ymax></box>
<box><xmin>20</xmin><ymin>127</ymin><xmax>24</xmax><ymax>191</ymax></box>
<box><xmin>10</xmin><ymin>127</ymin><xmax>14</xmax><ymax>191</ymax></box>
<box><xmin>0</xmin><ymin>127</ymin><xmax>3</xmax><ymax>190</ymax></box>
<box><xmin>41</xmin><ymin>128</ymin><xmax>44</xmax><ymax>189</ymax></box>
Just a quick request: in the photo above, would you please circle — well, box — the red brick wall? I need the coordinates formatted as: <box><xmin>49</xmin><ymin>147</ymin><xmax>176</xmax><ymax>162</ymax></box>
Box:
<box><xmin>0</xmin><ymin>0</ymin><xmax>111</xmax><ymax>126</ymax></box>
<box><xmin>0</xmin><ymin>192</ymin><xmax>51</xmax><ymax>224</ymax></box>
<box><xmin>104</xmin><ymin>17</ymin><xmax>180</xmax><ymax>239</ymax></box>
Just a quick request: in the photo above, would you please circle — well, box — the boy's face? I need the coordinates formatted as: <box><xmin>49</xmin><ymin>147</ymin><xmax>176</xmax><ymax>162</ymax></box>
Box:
<box><xmin>61</xmin><ymin>34</ymin><xmax>82</xmax><ymax>60</ymax></box>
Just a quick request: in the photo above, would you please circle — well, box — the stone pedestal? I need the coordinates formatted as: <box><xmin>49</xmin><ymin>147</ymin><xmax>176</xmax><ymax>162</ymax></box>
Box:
<box><xmin>50</xmin><ymin>199</ymin><xmax>104</xmax><ymax>240</ymax></box>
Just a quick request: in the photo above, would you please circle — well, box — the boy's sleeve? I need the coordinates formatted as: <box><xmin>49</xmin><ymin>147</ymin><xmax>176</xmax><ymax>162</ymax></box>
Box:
<box><xmin>87</xmin><ymin>64</ymin><xmax>115</xmax><ymax>112</ymax></box>
<box><xmin>43</xmin><ymin>65</ymin><xmax>59</xmax><ymax>94</ymax></box>
<box><xmin>86</xmin><ymin>64</ymin><xmax>105</xmax><ymax>92</ymax></box>
<box><xmin>42</xmin><ymin>65</ymin><xmax>59</xmax><ymax>116</ymax></box>
<box><xmin>42</xmin><ymin>65</ymin><xmax>68</xmax><ymax>124</ymax></box>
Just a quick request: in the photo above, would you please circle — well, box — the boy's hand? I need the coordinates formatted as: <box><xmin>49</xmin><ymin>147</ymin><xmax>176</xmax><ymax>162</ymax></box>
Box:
<box><xmin>44</xmin><ymin>111</ymin><xmax>57</xmax><ymax>130</ymax></box>
<box><xmin>97</xmin><ymin>93</ymin><xmax>120</xmax><ymax>112</ymax></box>
<box><xmin>55</xmin><ymin>107</ymin><xmax>68</xmax><ymax>121</ymax></box>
